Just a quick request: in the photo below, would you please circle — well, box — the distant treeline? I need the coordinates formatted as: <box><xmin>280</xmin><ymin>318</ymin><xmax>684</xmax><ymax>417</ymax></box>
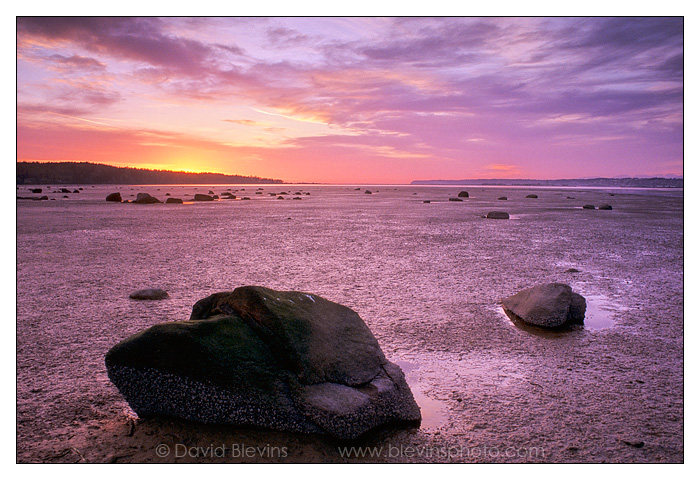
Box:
<box><xmin>16</xmin><ymin>162</ymin><xmax>284</xmax><ymax>185</ymax></box>
<box><xmin>411</xmin><ymin>177</ymin><xmax>683</xmax><ymax>188</ymax></box>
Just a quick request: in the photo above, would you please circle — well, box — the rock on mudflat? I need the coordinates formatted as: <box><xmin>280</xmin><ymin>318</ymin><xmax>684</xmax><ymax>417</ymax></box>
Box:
<box><xmin>105</xmin><ymin>286</ymin><xmax>421</xmax><ymax>440</ymax></box>
<box><xmin>501</xmin><ymin>283</ymin><xmax>586</xmax><ymax>328</ymax></box>
<box><xmin>133</xmin><ymin>193</ymin><xmax>161</xmax><ymax>204</ymax></box>
<box><xmin>129</xmin><ymin>288</ymin><xmax>169</xmax><ymax>300</ymax></box>
<box><xmin>486</xmin><ymin>211</ymin><xmax>509</xmax><ymax>219</ymax></box>
<box><xmin>106</xmin><ymin>192</ymin><xmax>122</xmax><ymax>202</ymax></box>
<box><xmin>457</xmin><ymin>191</ymin><xmax>469</xmax><ymax>198</ymax></box>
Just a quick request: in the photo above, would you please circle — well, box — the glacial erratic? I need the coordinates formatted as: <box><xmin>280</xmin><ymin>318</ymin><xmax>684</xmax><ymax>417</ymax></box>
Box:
<box><xmin>105</xmin><ymin>286</ymin><xmax>421</xmax><ymax>440</ymax></box>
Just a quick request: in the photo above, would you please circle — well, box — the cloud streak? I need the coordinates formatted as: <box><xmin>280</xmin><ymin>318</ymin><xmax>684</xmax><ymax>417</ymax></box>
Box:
<box><xmin>16</xmin><ymin>17</ymin><xmax>683</xmax><ymax>182</ymax></box>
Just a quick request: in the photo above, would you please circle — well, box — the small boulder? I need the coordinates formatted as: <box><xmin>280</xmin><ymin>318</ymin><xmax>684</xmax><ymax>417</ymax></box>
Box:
<box><xmin>457</xmin><ymin>191</ymin><xmax>469</xmax><ymax>198</ymax></box>
<box><xmin>165</xmin><ymin>198</ymin><xmax>183</xmax><ymax>204</ymax></box>
<box><xmin>502</xmin><ymin>283</ymin><xmax>586</xmax><ymax>328</ymax></box>
<box><xmin>106</xmin><ymin>192</ymin><xmax>122</xmax><ymax>202</ymax></box>
<box><xmin>106</xmin><ymin>286</ymin><xmax>421</xmax><ymax>440</ymax></box>
<box><xmin>194</xmin><ymin>194</ymin><xmax>214</xmax><ymax>201</ymax></box>
<box><xmin>448</xmin><ymin>198</ymin><xmax>463</xmax><ymax>202</ymax></box>
<box><xmin>498</xmin><ymin>197</ymin><xmax>508</xmax><ymax>200</ymax></box>
<box><xmin>31</xmin><ymin>188</ymin><xmax>42</xmax><ymax>193</ymax></box>
<box><xmin>598</xmin><ymin>204</ymin><xmax>613</xmax><ymax>210</ymax></box>
<box><xmin>129</xmin><ymin>288</ymin><xmax>169</xmax><ymax>300</ymax></box>
<box><xmin>582</xmin><ymin>204</ymin><xmax>595</xmax><ymax>209</ymax></box>
<box><xmin>526</xmin><ymin>194</ymin><xmax>538</xmax><ymax>198</ymax></box>
<box><xmin>486</xmin><ymin>211</ymin><xmax>509</xmax><ymax>219</ymax></box>
<box><xmin>364</xmin><ymin>190</ymin><xmax>372</xmax><ymax>194</ymax></box>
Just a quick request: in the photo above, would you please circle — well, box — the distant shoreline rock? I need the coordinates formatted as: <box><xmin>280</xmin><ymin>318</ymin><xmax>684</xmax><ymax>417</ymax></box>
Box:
<box><xmin>486</xmin><ymin>211</ymin><xmax>509</xmax><ymax>219</ymax></box>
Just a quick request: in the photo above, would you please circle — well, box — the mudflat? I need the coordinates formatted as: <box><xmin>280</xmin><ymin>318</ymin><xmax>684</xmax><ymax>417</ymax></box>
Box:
<box><xmin>16</xmin><ymin>185</ymin><xmax>683</xmax><ymax>463</ymax></box>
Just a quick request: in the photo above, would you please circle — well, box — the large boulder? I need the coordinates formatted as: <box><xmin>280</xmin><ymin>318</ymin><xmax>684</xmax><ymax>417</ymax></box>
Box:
<box><xmin>486</xmin><ymin>211</ymin><xmax>509</xmax><ymax>219</ymax></box>
<box><xmin>105</xmin><ymin>286</ymin><xmax>421</xmax><ymax>440</ymax></box>
<box><xmin>501</xmin><ymin>283</ymin><xmax>586</xmax><ymax>328</ymax></box>
<box><xmin>106</xmin><ymin>192</ymin><xmax>122</xmax><ymax>202</ymax></box>
<box><xmin>194</xmin><ymin>194</ymin><xmax>215</xmax><ymax>201</ymax></box>
<box><xmin>457</xmin><ymin>191</ymin><xmax>469</xmax><ymax>198</ymax></box>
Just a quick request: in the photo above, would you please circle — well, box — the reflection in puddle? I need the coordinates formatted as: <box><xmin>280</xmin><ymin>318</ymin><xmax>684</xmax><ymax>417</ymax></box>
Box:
<box><xmin>394</xmin><ymin>361</ymin><xmax>447</xmax><ymax>430</ymax></box>
<box><xmin>583</xmin><ymin>294</ymin><xmax>618</xmax><ymax>330</ymax></box>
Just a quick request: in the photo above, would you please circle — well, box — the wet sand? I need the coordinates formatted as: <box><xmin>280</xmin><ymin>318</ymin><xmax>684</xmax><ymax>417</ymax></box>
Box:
<box><xmin>16</xmin><ymin>185</ymin><xmax>683</xmax><ymax>463</ymax></box>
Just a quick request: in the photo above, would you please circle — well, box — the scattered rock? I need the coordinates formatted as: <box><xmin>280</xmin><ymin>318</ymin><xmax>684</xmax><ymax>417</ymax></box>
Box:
<box><xmin>498</xmin><ymin>196</ymin><xmax>508</xmax><ymax>200</ymax></box>
<box><xmin>106</xmin><ymin>193</ymin><xmax>122</xmax><ymax>202</ymax></box>
<box><xmin>194</xmin><ymin>194</ymin><xmax>214</xmax><ymax>201</ymax></box>
<box><xmin>565</xmin><ymin>268</ymin><xmax>580</xmax><ymax>273</ymax></box>
<box><xmin>423</xmin><ymin>200</ymin><xmax>431</xmax><ymax>204</ymax></box>
<box><xmin>105</xmin><ymin>286</ymin><xmax>421</xmax><ymax>440</ymax></box>
<box><xmin>582</xmin><ymin>204</ymin><xmax>595</xmax><ymax>209</ymax></box>
<box><xmin>31</xmin><ymin>188</ymin><xmax>42</xmax><ymax>193</ymax></box>
<box><xmin>486</xmin><ymin>211</ymin><xmax>509</xmax><ymax>219</ymax></box>
<box><xmin>620</xmin><ymin>437</ymin><xmax>645</xmax><ymax>448</ymax></box>
<box><xmin>73</xmin><ymin>189</ymin><xmax>79</xmax><ymax>193</ymax></box>
<box><xmin>61</xmin><ymin>188</ymin><xmax>71</xmax><ymax>193</ymax></box>
<box><xmin>598</xmin><ymin>204</ymin><xmax>613</xmax><ymax>210</ymax></box>
<box><xmin>165</xmin><ymin>198</ymin><xmax>183</xmax><ymax>204</ymax></box>
<box><xmin>457</xmin><ymin>191</ymin><xmax>469</xmax><ymax>198</ymax></box>
<box><xmin>448</xmin><ymin>198</ymin><xmax>463</xmax><ymax>202</ymax></box>
<box><xmin>502</xmin><ymin>283</ymin><xmax>586</xmax><ymax>328</ymax></box>
<box><xmin>365</xmin><ymin>190</ymin><xmax>372</xmax><ymax>194</ymax></box>
<box><xmin>129</xmin><ymin>288</ymin><xmax>169</xmax><ymax>300</ymax></box>
<box><xmin>525</xmin><ymin>194</ymin><xmax>538</xmax><ymax>198</ymax></box>
<box><xmin>277</xmin><ymin>196</ymin><xmax>285</xmax><ymax>200</ymax></box>
<box><xmin>133</xmin><ymin>193</ymin><xmax>162</xmax><ymax>204</ymax></box>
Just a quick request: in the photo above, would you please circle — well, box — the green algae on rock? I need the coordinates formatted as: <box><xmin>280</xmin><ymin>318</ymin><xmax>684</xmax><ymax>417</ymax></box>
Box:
<box><xmin>105</xmin><ymin>286</ymin><xmax>421</xmax><ymax>440</ymax></box>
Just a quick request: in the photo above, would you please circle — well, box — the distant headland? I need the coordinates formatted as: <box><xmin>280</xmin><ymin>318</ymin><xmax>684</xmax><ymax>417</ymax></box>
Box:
<box><xmin>16</xmin><ymin>162</ymin><xmax>284</xmax><ymax>185</ymax></box>
<box><xmin>411</xmin><ymin>177</ymin><xmax>683</xmax><ymax>188</ymax></box>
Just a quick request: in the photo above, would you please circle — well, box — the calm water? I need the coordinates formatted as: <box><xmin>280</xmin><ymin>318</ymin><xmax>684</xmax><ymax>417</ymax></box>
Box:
<box><xmin>16</xmin><ymin>183</ymin><xmax>684</xmax><ymax>456</ymax></box>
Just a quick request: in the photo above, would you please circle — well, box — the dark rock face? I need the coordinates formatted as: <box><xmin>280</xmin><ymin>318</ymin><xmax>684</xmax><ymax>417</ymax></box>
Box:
<box><xmin>165</xmin><ymin>198</ymin><xmax>183</xmax><ymax>204</ymax></box>
<box><xmin>598</xmin><ymin>204</ymin><xmax>613</xmax><ymax>210</ymax></box>
<box><xmin>106</xmin><ymin>286</ymin><xmax>421</xmax><ymax>440</ymax></box>
<box><xmin>129</xmin><ymin>288</ymin><xmax>169</xmax><ymax>300</ymax></box>
<box><xmin>502</xmin><ymin>283</ymin><xmax>586</xmax><ymax>328</ymax></box>
<box><xmin>133</xmin><ymin>193</ymin><xmax>161</xmax><ymax>204</ymax></box>
<box><xmin>582</xmin><ymin>204</ymin><xmax>595</xmax><ymax>209</ymax></box>
<box><xmin>194</xmin><ymin>194</ymin><xmax>214</xmax><ymax>201</ymax></box>
<box><xmin>106</xmin><ymin>192</ymin><xmax>122</xmax><ymax>202</ymax></box>
<box><xmin>486</xmin><ymin>211</ymin><xmax>509</xmax><ymax>219</ymax></box>
<box><xmin>526</xmin><ymin>194</ymin><xmax>538</xmax><ymax>198</ymax></box>
<box><xmin>457</xmin><ymin>191</ymin><xmax>469</xmax><ymax>198</ymax></box>
<box><xmin>498</xmin><ymin>197</ymin><xmax>508</xmax><ymax>200</ymax></box>
<box><xmin>31</xmin><ymin>188</ymin><xmax>42</xmax><ymax>193</ymax></box>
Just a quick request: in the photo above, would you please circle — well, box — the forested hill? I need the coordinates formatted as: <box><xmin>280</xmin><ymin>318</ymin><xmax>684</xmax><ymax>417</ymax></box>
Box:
<box><xmin>16</xmin><ymin>162</ymin><xmax>284</xmax><ymax>185</ymax></box>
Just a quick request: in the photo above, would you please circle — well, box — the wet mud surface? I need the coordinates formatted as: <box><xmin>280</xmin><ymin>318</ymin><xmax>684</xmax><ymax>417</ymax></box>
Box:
<box><xmin>16</xmin><ymin>185</ymin><xmax>683</xmax><ymax>462</ymax></box>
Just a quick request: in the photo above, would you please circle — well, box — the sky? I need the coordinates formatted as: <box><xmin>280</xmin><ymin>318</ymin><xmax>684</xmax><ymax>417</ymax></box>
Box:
<box><xmin>16</xmin><ymin>16</ymin><xmax>684</xmax><ymax>184</ymax></box>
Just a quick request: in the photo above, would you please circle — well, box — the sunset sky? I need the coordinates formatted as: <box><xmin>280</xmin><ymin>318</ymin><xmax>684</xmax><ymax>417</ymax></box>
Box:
<box><xmin>16</xmin><ymin>16</ymin><xmax>683</xmax><ymax>184</ymax></box>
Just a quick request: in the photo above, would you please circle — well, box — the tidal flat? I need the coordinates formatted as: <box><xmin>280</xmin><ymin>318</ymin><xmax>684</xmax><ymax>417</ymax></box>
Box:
<box><xmin>16</xmin><ymin>184</ymin><xmax>683</xmax><ymax>463</ymax></box>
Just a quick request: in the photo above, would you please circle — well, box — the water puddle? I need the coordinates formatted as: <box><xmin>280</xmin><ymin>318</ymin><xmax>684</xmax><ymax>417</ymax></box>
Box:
<box><xmin>582</xmin><ymin>294</ymin><xmax>619</xmax><ymax>331</ymax></box>
<box><xmin>394</xmin><ymin>361</ymin><xmax>447</xmax><ymax>430</ymax></box>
